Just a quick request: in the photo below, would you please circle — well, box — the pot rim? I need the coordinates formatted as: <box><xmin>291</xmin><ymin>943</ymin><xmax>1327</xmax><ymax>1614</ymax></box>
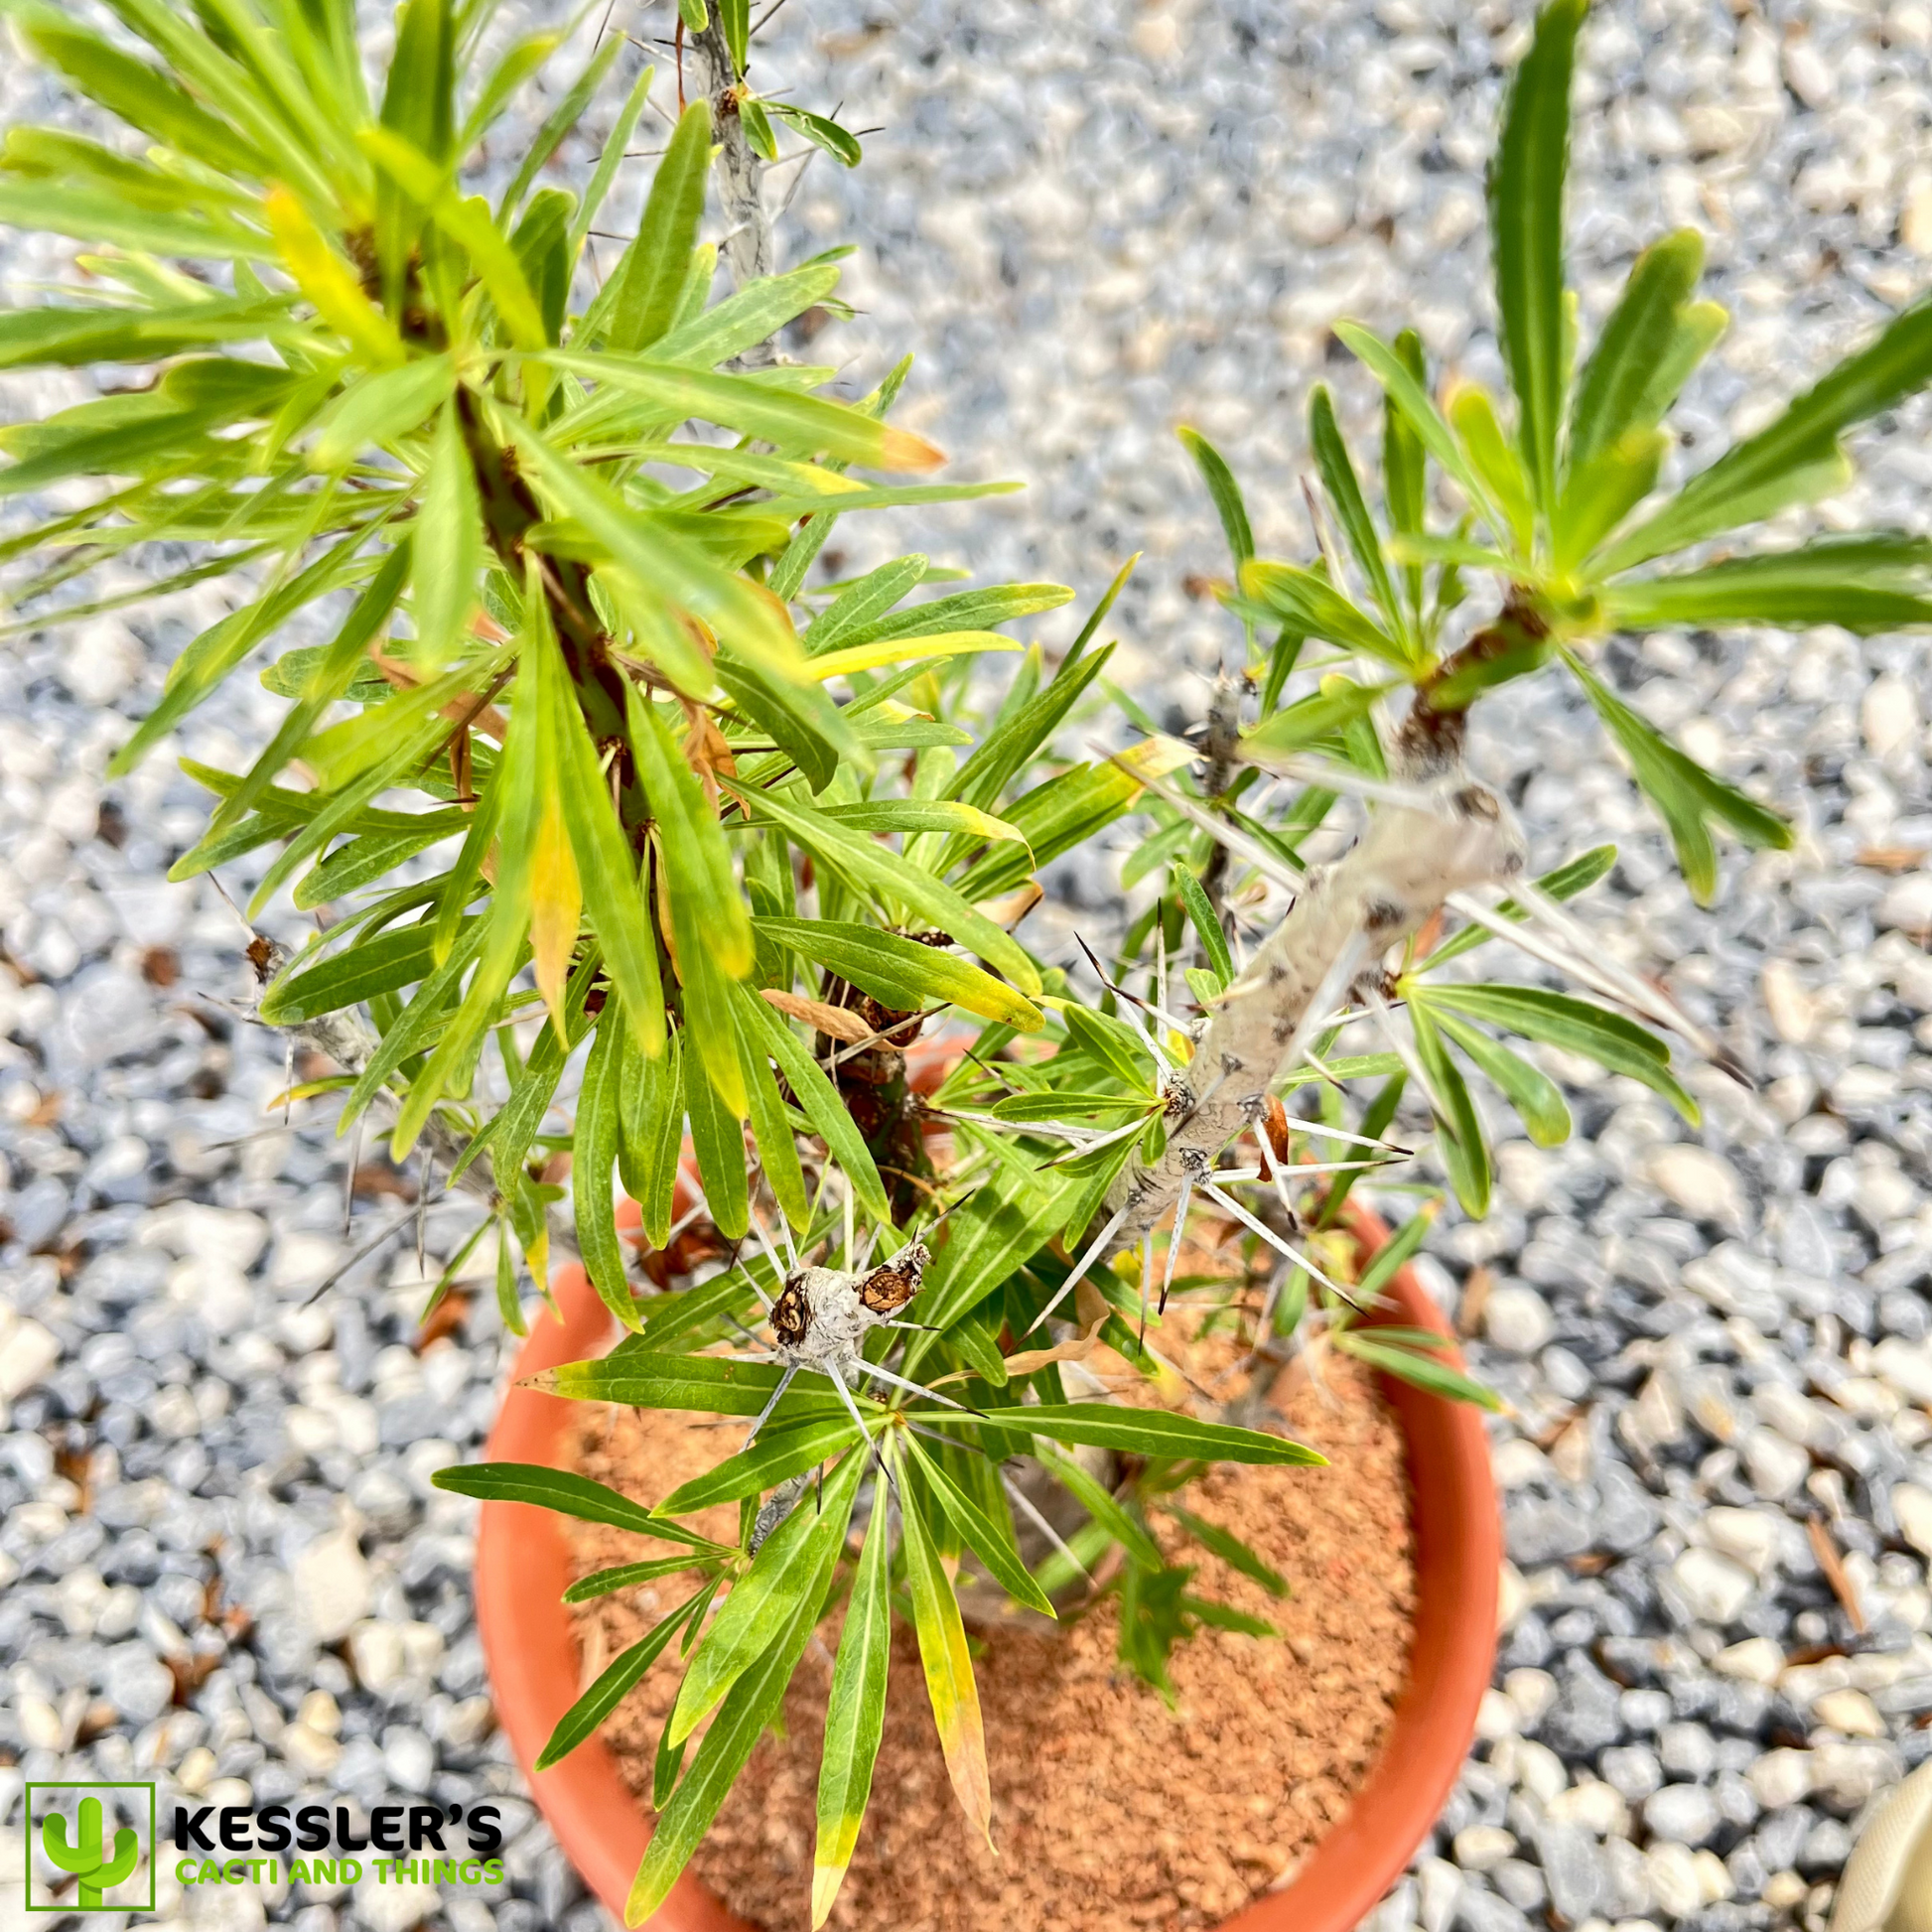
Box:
<box><xmin>476</xmin><ymin>1194</ymin><xmax>1499</xmax><ymax>1931</ymax></box>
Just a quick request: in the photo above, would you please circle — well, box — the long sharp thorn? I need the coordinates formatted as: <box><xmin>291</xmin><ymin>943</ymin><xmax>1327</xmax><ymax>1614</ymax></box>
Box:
<box><xmin>863</xmin><ymin>1362</ymin><xmax>975</xmax><ymax>1413</ymax></box>
<box><xmin>1027</xmin><ymin>1205</ymin><xmax>1128</xmax><ymax>1333</ymax></box>
<box><xmin>1248</xmin><ymin>929</ymin><xmax>1368</xmax><ymax>1092</ymax></box>
<box><xmin>1201</xmin><ymin>1180</ymin><xmax>1363</xmax><ymax>1311</ymax></box>
<box><xmin>825</xmin><ymin>1366</ymin><xmax>878</xmax><ymax>1452</ymax></box>
<box><xmin>1262</xmin><ymin>754</ymin><xmax>1448</xmax><ymax>813</ymax></box>
<box><xmin>744</xmin><ymin>1364</ymin><xmax>798</xmax><ymax>1449</ymax></box>
<box><xmin>1039</xmin><ymin>1113</ymin><xmax>1158</xmax><ymax>1170</ymax></box>
<box><xmin>1097</xmin><ymin>747</ymin><xmax>1304</xmax><ymax>891</ymax></box>
<box><xmin>1266</xmin><ymin>1118</ymin><xmax>1410</xmax><ymax>1156</ymax></box>
<box><xmin>342</xmin><ymin>1115</ymin><xmax>361</xmax><ymax>1239</ymax></box>
<box><xmin>1004</xmin><ymin>1472</ymin><xmax>1092</xmax><ymax>1586</ymax></box>
<box><xmin>1161</xmin><ymin>1177</ymin><xmax>1191</xmax><ymax>1313</ymax></box>
<box><xmin>746</xmin><ymin>1213</ymin><xmax>789</xmax><ymax>1304</ymax></box>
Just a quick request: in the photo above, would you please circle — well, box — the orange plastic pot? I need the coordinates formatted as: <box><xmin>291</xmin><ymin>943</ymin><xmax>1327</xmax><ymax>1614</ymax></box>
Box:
<box><xmin>476</xmin><ymin>1193</ymin><xmax>1499</xmax><ymax>1932</ymax></box>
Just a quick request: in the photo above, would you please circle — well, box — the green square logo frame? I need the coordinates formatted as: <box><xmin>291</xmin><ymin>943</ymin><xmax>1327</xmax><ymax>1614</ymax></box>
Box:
<box><xmin>24</xmin><ymin>1782</ymin><xmax>157</xmax><ymax>1914</ymax></box>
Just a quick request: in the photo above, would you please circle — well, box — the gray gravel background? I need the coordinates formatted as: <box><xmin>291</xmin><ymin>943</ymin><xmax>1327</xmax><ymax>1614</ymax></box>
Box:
<box><xmin>5</xmin><ymin>2</ymin><xmax>1932</xmax><ymax>1929</ymax></box>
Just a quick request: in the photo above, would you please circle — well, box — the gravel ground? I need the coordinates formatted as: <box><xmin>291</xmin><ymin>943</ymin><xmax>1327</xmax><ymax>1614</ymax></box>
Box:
<box><xmin>5</xmin><ymin>2</ymin><xmax>1932</xmax><ymax>1930</ymax></box>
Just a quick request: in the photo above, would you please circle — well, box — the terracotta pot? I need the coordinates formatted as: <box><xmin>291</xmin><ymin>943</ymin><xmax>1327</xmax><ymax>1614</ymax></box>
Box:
<box><xmin>476</xmin><ymin>1194</ymin><xmax>1500</xmax><ymax>1932</ymax></box>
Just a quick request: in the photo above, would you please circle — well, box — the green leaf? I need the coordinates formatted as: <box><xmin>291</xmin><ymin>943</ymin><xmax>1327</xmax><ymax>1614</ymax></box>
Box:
<box><xmin>575</xmin><ymin>1011</ymin><xmax>641</xmax><ymax>1330</ymax></box>
<box><xmin>754</xmin><ymin>918</ymin><xmax>1042</xmax><ymax>1031</ymax></box>
<box><xmin>1600</xmin><ymin>297</ymin><xmax>1932</xmax><ymax>574</ymax></box>
<box><xmin>564</xmin><ymin>1553</ymin><xmax>712</xmax><ymax>1603</ymax></box>
<box><xmin>1309</xmin><ymin>385</ymin><xmax>1401</xmax><ymax>630</ymax></box>
<box><xmin>625</xmin><ymin>1479</ymin><xmax>846</xmax><ymax>1924</ymax></box>
<box><xmin>1242</xmin><ymin>674</ymin><xmax>1392</xmax><ymax>765</ymax></box>
<box><xmin>506</xmin><ymin>415</ymin><xmax>801</xmax><ymax>676</ymax></box>
<box><xmin>1489</xmin><ymin>0</ymin><xmax>1586</xmax><ymax>518</ymax></box>
<box><xmin>686</xmin><ymin>1024</ymin><xmax>750</xmax><ymax>1236</ymax></box>
<box><xmin>1035</xmin><ymin>1446</ymin><xmax>1164</xmax><ymax>1572</ymax></box>
<box><xmin>536</xmin><ymin>1585</ymin><xmax>707</xmax><ymax>1769</ymax></box>
<box><xmin>669</xmin><ymin>1448</ymin><xmax>863</xmax><ymax>1745</ymax></box>
<box><xmin>1565</xmin><ymin>228</ymin><xmax>1705</xmax><ymax>475</ymax></box>
<box><xmin>1162</xmin><ymin>1504</ymin><xmax>1289</xmax><ymax>1597</ymax></box>
<box><xmin>1382</xmin><ymin>328</ymin><xmax>1429</xmax><ymax>620</ymax></box>
<box><xmin>259</xmin><ymin>914</ymin><xmax>443</xmax><ymax>1024</ymax></box>
<box><xmin>1553</xmin><ymin>429</ymin><xmax>1666</xmax><ymax>572</ymax></box>
<box><xmin>909</xmin><ymin>1438</ymin><xmax>1055</xmax><ymax>1616</ymax></box>
<box><xmin>1600</xmin><ymin>535</ymin><xmax>1932</xmax><ymax>634</ymax></box>
<box><xmin>607</xmin><ymin>99</ymin><xmax>711</xmax><ymax>353</ymax></box>
<box><xmin>1422</xmin><ymin>981</ymin><xmax>1698</xmax><ymax>1122</ymax></box>
<box><xmin>1563</xmin><ymin>646</ymin><xmax>1790</xmax><ymax>901</ymax></box>
<box><xmin>1334</xmin><ymin>1332</ymin><xmax>1502</xmax><ymax>1410</ymax></box>
<box><xmin>1408</xmin><ymin>1001</ymin><xmax>1490</xmax><ymax>1217</ymax></box>
<box><xmin>1238</xmin><ymin>560</ymin><xmax>1406</xmax><ymax>665</ymax></box>
<box><xmin>1060</xmin><ymin>1006</ymin><xmax>1157</xmax><ymax>1093</ymax></box>
<box><xmin>312</xmin><ymin>356</ymin><xmax>455</xmax><ymax>470</ymax></box>
<box><xmin>0</xmin><ymin>178</ymin><xmax>272</xmax><ymax>259</ymax></box>
<box><xmin>619</xmin><ymin>1022</ymin><xmax>684</xmax><ymax>1247</ymax></box>
<box><xmin>1176</xmin><ymin>425</ymin><xmax>1253</xmax><ymax>567</ymax></box>
<box><xmin>1427</xmin><ymin>1004</ymin><xmax>1572</xmax><ymax>1148</ymax></box>
<box><xmin>654</xmin><ymin>1416</ymin><xmax>858</xmax><ymax>1518</ymax></box>
<box><xmin>570</xmin><ymin>61</ymin><xmax>655</xmax><ymax>252</ymax></box>
<box><xmin>728</xmin><ymin>783</ymin><xmax>1042</xmax><ymax>997</ymax></box>
<box><xmin>737</xmin><ymin>92</ymin><xmax>776</xmax><ymax>162</ymax></box>
<box><xmin>496</xmin><ymin>31</ymin><xmax>620</xmax><ymax>220</ymax></box>
<box><xmin>714</xmin><ymin>652</ymin><xmax>853</xmax><ymax>793</ymax></box>
<box><xmin>733</xmin><ymin>985</ymin><xmax>893</xmax><ymax>1225</ymax></box>
<box><xmin>946</xmin><ymin>1403</ymin><xmax>1326</xmax><ymax>1467</ymax></box>
<box><xmin>768</xmin><ymin>99</ymin><xmax>863</xmax><ymax>168</ymax></box>
<box><xmin>627</xmin><ymin>688</ymin><xmax>746</xmax><ymax>1114</ymax></box>
<box><xmin>812</xmin><ymin>1476</ymin><xmax>893</xmax><ymax>1927</ymax></box>
<box><xmin>1447</xmin><ymin>383</ymin><xmax>1534</xmax><ymax>556</ymax></box>
<box><xmin>19</xmin><ymin>20</ymin><xmax>272</xmax><ymax>179</ymax></box>
<box><xmin>1173</xmin><ymin>865</ymin><xmax>1232</xmax><ymax>987</ymax></box>
<box><xmin>1334</xmin><ymin>321</ymin><xmax>1510</xmax><ymax>541</ymax></box>
<box><xmin>538</xmin><ymin>623</ymin><xmax>667</xmax><ymax>1058</ymax></box>
<box><xmin>409</xmin><ymin>398</ymin><xmax>485</xmax><ymax>664</ymax></box>
<box><xmin>430</xmin><ymin>1461</ymin><xmax>727</xmax><ymax>1549</ymax></box>
<box><xmin>735</xmin><ymin>991</ymin><xmax>809</xmax><ymax>1232</ymax></box>
<box><xmin>538</xmin><ymin>1349</ymin><xmax>874</xmax><ymax>1420</ymax></box>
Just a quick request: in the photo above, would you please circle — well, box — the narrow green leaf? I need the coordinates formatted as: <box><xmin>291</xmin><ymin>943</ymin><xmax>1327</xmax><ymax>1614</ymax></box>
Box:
<box><xmin>1173</xmin><ymin>865</ymin><xmax>1232</xmax><ymax>987</ymax></box>
<box><xmin>607</xmin><ymin>99</ymin><xmax>710</xmax><ymax>352</ymax></box>
<box><xmin>898</xmin><ymin>1453</ymin><xmax>993</xmax><ymax>1848</ymax></box>
<box><xmin>575</xmin><ymin>1010</ymin><xmax>641</xmax><ymax>1330</ymax></box>
<box><xmin>1429</xmin><ymin>1005</ymin><xmax>1572</xmax><ymax>1147</ymax></box>
<box><xmin>1383</xmin><ymin>328</ymin><xmax>1428</xmax><ymax>621</ymax></box>
<box><xmin>1238</xmin><ymin>559</ymin><xmax>1406</xmax><ymax>664</ymax></box>
<box><xmin>1489</xmin><ymin>0</ymin><xmax>1587</xmax><ymax>517</ymax></box>
<box><xmin>1565</xmin><ymin>228</ymin><xmax>1704</xmax><ymax>474</ymax></box>
<box><xmin>1409</xmin><ymin>1001</ymin><xmax>1490</xmax><ymax>1217</ymax></box>
<box><xmin>1447</xmin><ymin>383</ymin><xmax>1534</xmax><ymax>555</ymax></box>
<box><xmin>430</xmin><ymin>1461</ymin><xmax>726</xmax><ymax>1548</ymax></box>
<box><xmin>908</xmin><ymin>1438</ymin><xmax>1055</xmax><ymax>1616</ymax></box>
<box><xmin>1162</xmin><ymin>1503</ymin><xmax>1289</xmax><ymax>1597</ymax></box>
<box><xmin>536</xmin><ymin>1586</ymin><xmax>707</xmax><ymax>1768</ymax></box>
<box><xmin>1600</xmin><ymin>535</ymin><xmax>1932</xmax><ymax>633</ymax></box>
<box><xmin>811</xmin><ymin>1477</ymin><xmax>892</xmax><ymax>1928</ymax></box>
<box><xmin>496</xmin><ymin>31</ymin><xmax>620</xmax><ymax>220</ymax></box>
<box><xmin>733</xmin><ymin>985</ymin><xmax>893</xmax><ymax>1225</ymax></box>
<box><xmin>1176</xmin><ymin>425</ymin><xmax>1253</xmax><ymax>566</ymax></box>
<box><xmin>1423</xmin><ymin>981</ymin><xmax>1697</xmax><ymax>1122</ymax></box>
<box><xmin>947</xmin><ymin>1403</ymin><xmax>1326</xmax><ymax>1467</ymax></box>
<box><xmin>409</xmin><ymin>398</ymin><xmax>485</xmax><ymax>664</ymax></box>
<box><xmin>624</xmin><ymin>1472</ymin><xmax>843</xmax><ymax>1924</ymax></box>
<box><xmin>1309</xmin><ymin>385</ymin><xmax>1401</xmax><ymax>629</ymax></box>
<box><xmin>754</xmin><ymin>918</ymin><xmax>1043</xmax><ymax>1031</ymax></box>
<box><xmin>1335</xmin><ymin>1332</ymin><xmax>1502</xmax><ymax>1410</ymax></box>
<box><xmin>620</xmin><ymin>1022</ymin><xmax>684</xmax><ymax>1247</ymax></box>
<box><xmin>686</xmin><ymin>1026</ymin><xmax>751</xmax><ymax>1235</ymax></box>
<box><xmin>669</xmin><ymin>1447</ymin><xmax>863</xmax><ymax>1745</ymax></box>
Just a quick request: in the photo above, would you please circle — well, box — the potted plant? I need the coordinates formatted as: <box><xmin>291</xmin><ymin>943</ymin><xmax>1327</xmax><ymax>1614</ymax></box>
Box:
<box><xmin>5</xmin><ymin>0</ymin><xmax>1931</xmax><ymax>1927</ymax></box>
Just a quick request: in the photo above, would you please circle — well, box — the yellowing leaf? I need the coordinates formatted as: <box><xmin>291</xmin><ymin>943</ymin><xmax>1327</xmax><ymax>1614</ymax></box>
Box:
<box><xmin>264</xmin><ymin>188</ymin><xmax>405</xmax><ymax>368</ymax></box>
<box><xmin>804</xmin><ymin>630</ymin><xmax>1021</xmax><ymax>682</ymax></box>
<box><xmin>528</xmin><ymin>791</ymin><xmax>579</xmax><ymax>1035</ymax></box>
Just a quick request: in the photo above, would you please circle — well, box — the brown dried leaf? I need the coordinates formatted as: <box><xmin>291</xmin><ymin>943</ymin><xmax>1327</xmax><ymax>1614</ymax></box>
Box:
<box><xmin>759</xmin><ymin>987</ymin><xmax>873</xmax><ymax>1042</ymax></box>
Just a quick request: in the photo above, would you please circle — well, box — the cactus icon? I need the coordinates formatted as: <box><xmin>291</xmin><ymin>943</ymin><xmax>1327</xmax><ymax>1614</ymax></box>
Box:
<box><xmin>42</xmin><ymin>1796</ymin><xmax>141</xmax><ymax>1908</ymax></box>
